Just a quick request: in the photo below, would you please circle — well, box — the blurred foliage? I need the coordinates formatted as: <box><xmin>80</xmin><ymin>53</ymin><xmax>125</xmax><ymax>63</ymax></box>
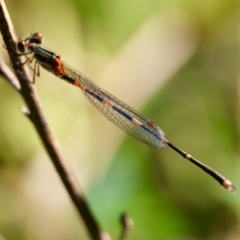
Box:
<box><xmin>0</xmin><ymin>0</ymin><xmax>239</xmax><ymax>240</ymax></box>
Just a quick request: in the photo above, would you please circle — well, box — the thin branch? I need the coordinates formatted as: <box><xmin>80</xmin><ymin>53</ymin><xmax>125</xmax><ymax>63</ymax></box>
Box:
<box><xmin>0</xmin><ymin>54</ymin><xmax>21</xmax><ymax>90</ymax></box>
<box><xmin>119</xmin><ymin>213</ymin><xmax>134</xmax><ymax>240</ymax></box>
<box><xmin>0</xmin><ymin>233</ymin><xmax>7</xmax><ymax>240</ymax></box>
<box><xmin>0</xmin><ymin>1</ymin><xmax>110</xmax><ymax>240</ymax></box>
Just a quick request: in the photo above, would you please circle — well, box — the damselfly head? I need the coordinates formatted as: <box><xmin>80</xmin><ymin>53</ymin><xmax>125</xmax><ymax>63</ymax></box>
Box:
<box><xmin>17</xmin><ymin>32</ymin><xmax>43</xmax><ymax>53</ymax></box>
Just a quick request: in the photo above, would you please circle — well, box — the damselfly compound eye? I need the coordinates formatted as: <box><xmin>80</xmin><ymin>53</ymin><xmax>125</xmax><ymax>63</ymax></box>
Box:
<box><xmin>30</xmin><ymin>32</ymin><xmax>43</xmax><ymax>45</ymax></box>
<box><xmin>17</xmin><ymin>40</ymin><xmax>28</xmax><ymax>53</ymax></box>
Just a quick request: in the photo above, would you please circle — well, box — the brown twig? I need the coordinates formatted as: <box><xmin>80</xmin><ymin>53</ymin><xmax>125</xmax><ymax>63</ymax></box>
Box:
<box><xmin>119</xmin><ymin>213</ymin><xmax>134</xmax><ymax>240</ymax></box>
<box><xmin>0</xmin><ymin>1</ymin><xmax>110</xmax><ymax>239</ymax></box>
<box><xmin>0</xmin><ymin>53</ymin><xmax>21</xmax><ymax>90</ymax></box>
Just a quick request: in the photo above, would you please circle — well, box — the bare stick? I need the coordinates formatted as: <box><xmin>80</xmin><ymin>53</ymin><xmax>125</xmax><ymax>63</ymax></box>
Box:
<box><xmin>0</xmin><ymin>54</ymin><xmax>21</xmax><ymax>90</ymax></box>
<box><xmin>119</xmin><ymin>213</ymin><xmax>134</xmax><ymax>240</ymax></box>
<box><xmin>0</xmin><ymin>1</ymin><xmax>110</xmax><ymax>239</ymax></box>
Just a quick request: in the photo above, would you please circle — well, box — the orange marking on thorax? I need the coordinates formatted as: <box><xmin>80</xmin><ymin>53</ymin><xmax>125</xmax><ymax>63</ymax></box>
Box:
<box><xmin>52</xmin><ymin>56</ymin><xmax>65</xmax><ymax>76</ymax></box>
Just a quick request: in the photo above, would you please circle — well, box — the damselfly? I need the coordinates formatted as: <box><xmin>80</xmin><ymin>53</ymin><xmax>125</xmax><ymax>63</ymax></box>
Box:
<box><xmin>17</xmin><ymin>33</ymin><xmax>236</xmax><ymax>193</ymax></box>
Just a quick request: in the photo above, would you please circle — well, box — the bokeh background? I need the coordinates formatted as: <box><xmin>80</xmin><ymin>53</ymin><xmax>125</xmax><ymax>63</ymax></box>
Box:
<box><xmin>0</xmin><ymin>0</ymin><xmax>239</xmax><ymax>239</ymax></box>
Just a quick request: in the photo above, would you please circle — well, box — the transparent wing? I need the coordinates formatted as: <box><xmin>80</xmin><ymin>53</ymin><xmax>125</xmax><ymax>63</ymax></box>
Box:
<box><xmin>63</xmin><ymin>62</ymin><xmax>166</xmax><ymax>148</ymax></box>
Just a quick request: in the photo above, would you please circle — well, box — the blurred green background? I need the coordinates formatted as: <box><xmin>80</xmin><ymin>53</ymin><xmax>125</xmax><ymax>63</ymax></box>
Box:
<box><xmin>0</xmin><ymin>0</ymin><xmax>239</xmax><ymax>239</ymax></box>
